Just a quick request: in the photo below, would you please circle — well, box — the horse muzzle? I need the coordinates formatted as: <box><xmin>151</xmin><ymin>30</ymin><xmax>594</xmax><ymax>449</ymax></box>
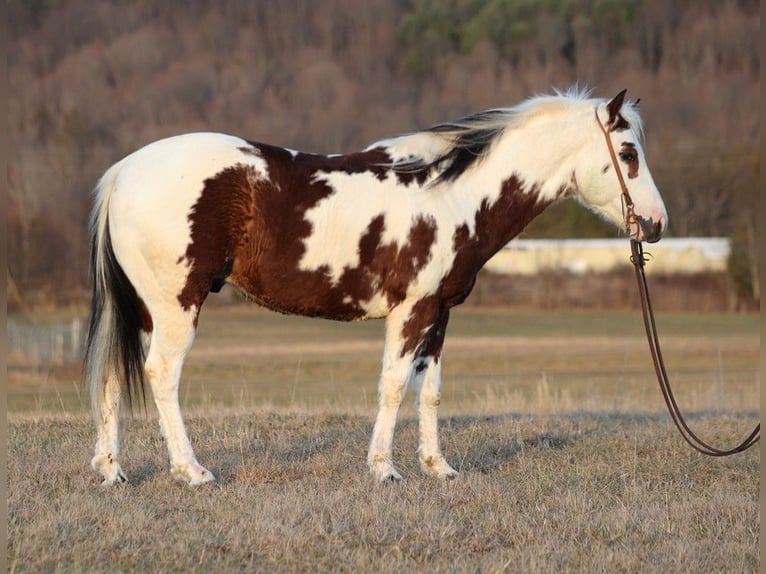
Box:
<box><xmin>636</xmin><ymin>214</ymin><xmax>665</xmax><ymax>244</ymax></box>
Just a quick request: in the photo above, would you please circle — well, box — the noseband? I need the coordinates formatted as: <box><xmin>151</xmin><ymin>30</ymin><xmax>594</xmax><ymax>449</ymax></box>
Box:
<box><xmin>596</xmin><ymin>106</ymin><xmax>760</xmax><ymax>456</ymax></box>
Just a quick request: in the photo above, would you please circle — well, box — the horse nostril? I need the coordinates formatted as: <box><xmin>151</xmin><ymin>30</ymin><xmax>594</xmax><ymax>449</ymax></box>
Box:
<box><xmin>648</xmin><ymin>221</ymin><xmax>662</xmax><ymax>243</ymax></box>
<box><xmin>638</xmin><ymin>216</ymin><xmax>663</xmax><ymax>243</ymax></box>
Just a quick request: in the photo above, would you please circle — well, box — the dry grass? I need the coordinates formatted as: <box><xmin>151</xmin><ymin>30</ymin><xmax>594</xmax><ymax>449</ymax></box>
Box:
<box><xmin>7</xmin><ymin>308</ymin><xmax>760</xmax><ymax>572</ymax></box>
<box><xmin>7</xmin><ymin>411</ymin><xmax>760</xmax><ymax>573</ymax></box>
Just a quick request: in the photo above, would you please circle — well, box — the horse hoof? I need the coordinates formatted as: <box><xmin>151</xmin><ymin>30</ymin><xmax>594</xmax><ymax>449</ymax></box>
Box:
<box><xmin>369</xmin><ymin>459</ymin><xmax>403</xmax><ymax>483</ymax></box>
<box><xmin>92</xmin><ymin>455</ymin><xmax>129</xmax><ymax>487</ymax></box>
<box><xmin>99</xmin><ymin>473</ymin><xmax>129</xmax><ymax>487</ymax></box>
<box><xmin>172</xmin><ymin>462</ymin><xmax>217</xmax><ymax>486</ymax></box>
<box><xmin>190</xmin><ymin>469</ymin><xmax>220</xmax><ymax>488</ymax></box>
<box><xmin>419</xmin><ymin>455</ymin><xmax>458</xmax><ymax>479</ymax></box>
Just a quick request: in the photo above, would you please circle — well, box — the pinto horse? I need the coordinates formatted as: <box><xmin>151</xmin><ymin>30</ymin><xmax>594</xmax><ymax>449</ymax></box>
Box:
<box><xmin>85</xmin><ymin>88</ymin><xmax>667</xmax><ymax>486</ymax></box>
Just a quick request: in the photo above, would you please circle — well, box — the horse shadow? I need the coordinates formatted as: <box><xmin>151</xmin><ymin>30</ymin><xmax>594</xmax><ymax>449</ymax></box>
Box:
<box><xmin>436</xmin><ymin>413</ymin><xmax>579</xmax><ymax>475</ymax></box>
<box><xmin>116</xmin><ymin>410</ymin><xmax>678</xmax><ymax>486</ymax></box>
<box><xmin>207</xmin><ymin>415</ymin><xmax>373</xmax><ymax>485</ymax></box>
<box><xmin>204</xmin><ymin>411</ymin><xmax>605</xmax><ymax>485</ymax></box>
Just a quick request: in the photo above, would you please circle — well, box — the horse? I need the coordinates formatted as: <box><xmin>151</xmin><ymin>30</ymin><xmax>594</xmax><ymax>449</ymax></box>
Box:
<box><xmin>84</xmin><ymin>87</ymin><xmax>667</xmax><ymax>486</ymax></box>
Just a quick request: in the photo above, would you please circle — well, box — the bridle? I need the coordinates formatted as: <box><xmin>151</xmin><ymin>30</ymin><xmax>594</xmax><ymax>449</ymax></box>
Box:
<box><xmin>596</xmin><ymin>107</ymin><xmax>760</xmax><ymax>456</ymax></box>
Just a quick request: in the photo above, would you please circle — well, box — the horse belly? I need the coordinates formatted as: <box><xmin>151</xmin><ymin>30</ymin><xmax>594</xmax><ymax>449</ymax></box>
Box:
<box><xmin>229</xmin><ymin>249</ymin><xmax>393</xmax><ymax>322</ymax></box>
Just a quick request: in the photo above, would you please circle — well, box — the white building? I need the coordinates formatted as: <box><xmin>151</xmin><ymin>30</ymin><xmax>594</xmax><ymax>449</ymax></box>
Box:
<box><xmin>485</xmin><ymin>237</ymin><xmax>730</xmax><ymax>275</ymax></box>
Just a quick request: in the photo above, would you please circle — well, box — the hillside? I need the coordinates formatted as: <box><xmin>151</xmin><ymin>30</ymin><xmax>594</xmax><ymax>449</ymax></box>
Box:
<box><xmin>7</xmin><ymin>0</ymin><xmax>759</xmax><ymax>306</ymax></box>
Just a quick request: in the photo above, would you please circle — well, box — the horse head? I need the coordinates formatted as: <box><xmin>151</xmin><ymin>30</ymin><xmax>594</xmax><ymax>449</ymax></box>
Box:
<box><xmin>577</xmin><ymin>89</ymin><xmax>668</xmax><ymax>243</ymax></box>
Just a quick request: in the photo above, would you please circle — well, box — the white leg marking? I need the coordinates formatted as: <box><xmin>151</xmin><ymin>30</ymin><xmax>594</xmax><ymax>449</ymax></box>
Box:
<box><xmin>412</xmin><ymin>359</ymin><xmax>458</xmax><ymax>479</ymax></box>
<box><xmin>367</xmin><ymin>306</ymin><xmax>413</xmax><ymax>482</ymax></box>
<box><xmin>145</xmin><ymin>307</ymin><xmax>215</xmax><ymax>486</ymax></box>
<box><xmin>91</xmin><ymin>372</ymin><xmax>128</xmax><ymax>486</ymax></box>
<box><xmin>368</xmin><ymin>365</ymin><xmax>411</xmax><ymax>482</ymax></box>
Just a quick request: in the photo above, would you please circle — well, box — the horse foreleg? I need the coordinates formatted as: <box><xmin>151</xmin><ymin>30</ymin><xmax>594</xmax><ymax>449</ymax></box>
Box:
<box><xmin>368</xmin><ymin>361</ymin><xmax>412</xmax><ymax>482</ymax></box>
<box><xmin>91</xmin><ymin>371</ymin><xmax>128</xmax><ymax>486</ymax></box>
<box><xmin>367</xmin><ymin>306</ymin><xmax>415</xmax><ymax>482</ymax></box>
<box><xmin>412</xmin><ymin>358</ymin><xmax>458</xmax><ymax>479</ymax></box>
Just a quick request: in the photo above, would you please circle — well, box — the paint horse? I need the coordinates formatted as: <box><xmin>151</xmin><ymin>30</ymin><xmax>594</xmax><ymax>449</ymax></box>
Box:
<box><xmin>85</xmin><ymin>88</ymin><xmax>667</xmax><ymax>486</ymax></box>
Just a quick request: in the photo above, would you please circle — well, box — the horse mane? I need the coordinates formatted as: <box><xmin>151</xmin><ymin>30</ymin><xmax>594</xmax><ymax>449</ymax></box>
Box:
<box><xmin>421</xmin><ymin>108</ymin><xmax>515</xmax><ymax>184</ymax></box>
<box><xmin>378</xmin><ymin>108</ymin><xmax>519</xmax><ymax>185</ymax></box>
<box><xmin>377</xmin><ymin>85</ymin><xmax>643</xmax><ymax>185</ymax></box>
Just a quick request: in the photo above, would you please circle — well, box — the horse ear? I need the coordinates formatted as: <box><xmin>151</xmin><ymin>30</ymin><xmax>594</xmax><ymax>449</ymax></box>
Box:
<box><xmin>606</xmin><ymin>89</ymin><xmax>628</xmax><ymax>125</ymax></box>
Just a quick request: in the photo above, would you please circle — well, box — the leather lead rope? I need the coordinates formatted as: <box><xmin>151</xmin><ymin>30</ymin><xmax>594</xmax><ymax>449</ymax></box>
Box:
<box><xmin>631</xmin><ymin>240</ymin><xmax>760</xmax><ymax>455</ymax></box>
<box><xmin>596</xmin><ymin>108</ymin><xmax>760</xmax><ymax>456</ymax></box>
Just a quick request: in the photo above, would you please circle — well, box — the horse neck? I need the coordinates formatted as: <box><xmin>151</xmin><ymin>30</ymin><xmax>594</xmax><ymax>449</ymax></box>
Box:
<box><xmin>447</xmin><ymin>117</ymin><xmax>586</xmax><ymax>263</ymax></box>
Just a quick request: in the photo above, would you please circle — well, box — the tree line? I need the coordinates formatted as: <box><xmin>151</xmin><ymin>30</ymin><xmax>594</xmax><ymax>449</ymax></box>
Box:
<box><xmin>7</xmin><ymin>0</ymin><xmax>759</xmax><ymax>307</ymax></box>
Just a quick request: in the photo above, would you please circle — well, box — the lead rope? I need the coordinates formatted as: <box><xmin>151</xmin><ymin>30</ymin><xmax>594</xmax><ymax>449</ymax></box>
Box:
<box><xmin>630</xmin><ymin>240</ymin><xmax>760</xmax><ymax>455</ymax></box>
<box><xmin>596</xmin><ymin>108</ymin><xmax>760</xmax><ymax>456</ymax></box>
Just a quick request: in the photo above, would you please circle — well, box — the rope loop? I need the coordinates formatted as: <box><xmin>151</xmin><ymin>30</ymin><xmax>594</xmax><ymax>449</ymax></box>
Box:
<box><xmin>629</xmin><ymin>238</ymin><xmax>759</xmax><ymax>456</ymax></box>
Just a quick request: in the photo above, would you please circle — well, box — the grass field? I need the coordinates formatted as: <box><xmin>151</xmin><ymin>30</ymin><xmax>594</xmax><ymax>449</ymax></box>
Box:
<box><xmin>7</xmin><ymin>308</ymin><xmax>760</xmax><ymax>572</ymax></box>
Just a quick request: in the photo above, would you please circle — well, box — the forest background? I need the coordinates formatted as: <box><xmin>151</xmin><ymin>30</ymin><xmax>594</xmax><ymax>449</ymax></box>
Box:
<box><xmin>7</xmin><ymin>0</ymin><xmax>760</xmax><ymax>309</ymax></box>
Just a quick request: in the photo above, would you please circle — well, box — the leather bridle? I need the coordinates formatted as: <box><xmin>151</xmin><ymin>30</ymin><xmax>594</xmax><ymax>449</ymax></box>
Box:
<box><xmin>596</xmin><ymin>107</ymin><xmax>760</xmax><ymax>456</ymax></box>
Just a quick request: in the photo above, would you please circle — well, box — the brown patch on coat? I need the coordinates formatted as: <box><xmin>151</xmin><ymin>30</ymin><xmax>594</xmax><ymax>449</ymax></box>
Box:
<box><xmin>180</xmin><ymin>145</ymin><xmax>557</xmax><ymax>363</ymax></box>
<box><xmin>312</xmin><ymin>211</ymin><xmax>437</xmax><ymax>316</ymax></box>
<box><xmin>366</xmin><ymin>147</ymin><xmax>432</xmax><ymax>187</ymax></box>
<box><xmin>439</xmin><ymin>174</ymin><xmax>553</xmax><ymax>309</ymax></box>
<box><xmin>620</xmin><ymin>143</ymin><xmax>639</xmax><ymax>179</ymax></box>
<box><xmin>377</xmin><ymin>215</ymin><xmax>438</xmax><ymax>305</ymax></box>
<box><xmin>398</xmin><ymin>175</ymin><xmax>555</xmax><ymax>359</ymax></box>
<box><xmin>400</xmin><ymin>298</ymin><xmax>449</xmax><ymax>359</ymax></box>
<box><xmin>177</xmin><ymin>164</ymin><xmax>257</xmax><ymax>315</ymax></box>
<box><xmin>179</xmin><ymin>143</ymin><xmax>438</xmax><ymax>320</ymax></box>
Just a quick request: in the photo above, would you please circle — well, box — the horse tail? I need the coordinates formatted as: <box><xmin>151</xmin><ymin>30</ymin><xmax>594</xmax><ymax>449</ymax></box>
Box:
<box><xmin>83</xmin><ymin>158</ymin><xmax>147</xmax><ymax>420</ymax></box>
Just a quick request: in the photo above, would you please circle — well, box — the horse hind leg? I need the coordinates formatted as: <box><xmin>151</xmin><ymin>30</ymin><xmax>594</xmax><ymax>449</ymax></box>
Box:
<box><xmin>87</xmin><ymin>292</ymin><xmax>135</xmax><ymax>486</ymax></box>
<box><xmin>144</xmin><ymin>303</ymin><xmax>215</xmax><ymax>485</ymax></box>
<box><xmin>91</xmin><ymin>369</ymin><xmax>128</xmax><ymax>486</ymax></box>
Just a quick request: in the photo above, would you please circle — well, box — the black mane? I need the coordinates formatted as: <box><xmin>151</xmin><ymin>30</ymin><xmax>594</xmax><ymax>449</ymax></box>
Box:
<box><xmin>393</xmin><ymin>109</ymin><xmax>510</xmax><ymax>185</ymax></box>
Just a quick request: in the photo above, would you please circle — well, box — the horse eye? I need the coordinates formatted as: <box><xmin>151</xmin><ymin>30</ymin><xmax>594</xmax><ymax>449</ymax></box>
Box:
<box><xmin>619</xmin><ymin>151</ymin><xmax>636</xmax><ymax>162</ymax></box>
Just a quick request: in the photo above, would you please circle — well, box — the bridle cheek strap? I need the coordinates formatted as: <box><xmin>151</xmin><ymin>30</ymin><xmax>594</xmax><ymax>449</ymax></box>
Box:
<box><xmin>595</xmin><ymin>107</ymin><xmax>637</xmax><ymax>236</ymax></box>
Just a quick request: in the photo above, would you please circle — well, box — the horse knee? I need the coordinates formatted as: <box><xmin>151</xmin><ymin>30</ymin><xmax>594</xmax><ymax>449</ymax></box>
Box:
<box><xmin>423</xmin><ymin>392</ymin><xmax>441</xmax><ymax>408</ymax></box>
<box><xmin>415</xmin><ymin>365</ymin><xmax>442</xmax><ymax>409</ymax></box>
<box><xmin>144</xmin><ymin>352</ymin><xmax>182</xmax><ymax>402</ymax></box>
<box><xmin>379</xmin><ymin>379</ymin><xmax>406</xmax><ymax>407</ymax></box>
<box><xmin>412</xmin><ymin>386</ymin><xmax>443</xmax><ymax>409</ymax></box>
<box><xmin>144</xmin><ymin>352</ymin><xmax>167</xmax><ymax>382</ymax></box>
<box><xmin>380</xmin><ymin>387</ymin><xmax>404</xmax><ymax>408</ymax></box>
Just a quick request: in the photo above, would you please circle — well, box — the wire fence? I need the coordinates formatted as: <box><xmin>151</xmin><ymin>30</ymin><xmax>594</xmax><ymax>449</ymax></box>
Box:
<box><xmin>8</xmin><ymin>317</ymin><xmax>85</xmax><ymax>366</ymax></box>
